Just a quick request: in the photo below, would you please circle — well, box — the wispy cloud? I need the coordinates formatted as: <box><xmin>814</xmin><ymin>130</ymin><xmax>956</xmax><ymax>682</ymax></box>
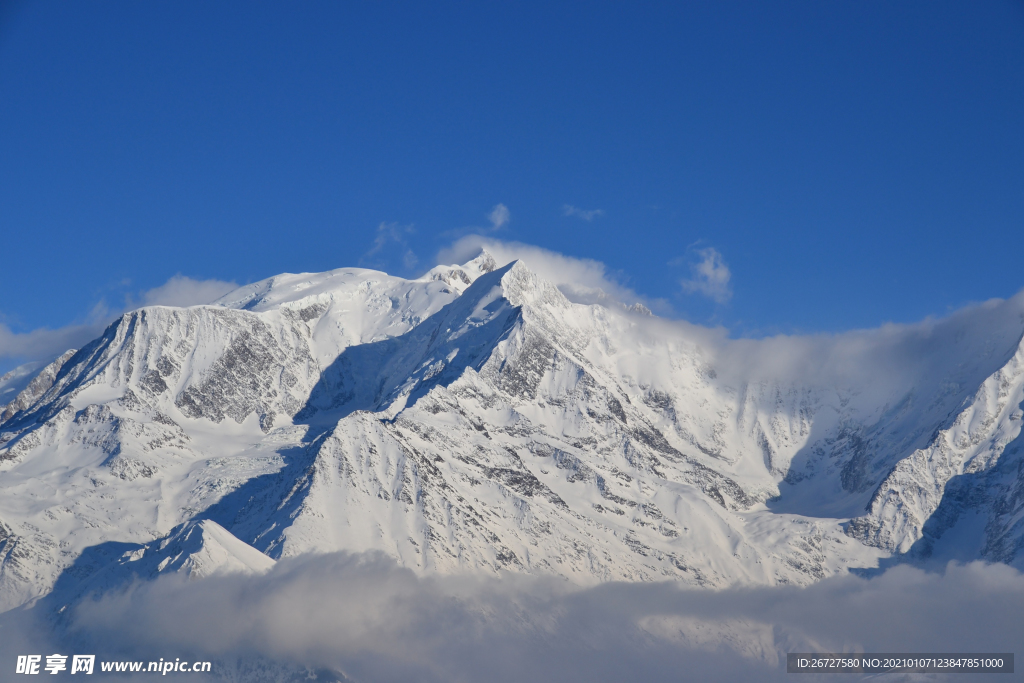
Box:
<box><xmin>360</xmin><ymin>221</ymin><xmax>418</xmax><ymax>272</ymax></box>
<box><xmin>679</xmin><ymin>247</ymin><xmax>732</xmax><ymax>304</ymax></box>
<box><xmin>488</xmin><ymin>203</ymin><xmax>511</xmax><ymax>230</ymax></box>
<box><xmin>562</xmin><ymin>204</ymin><xmax>604</xmax><ymax>221</ymax></box>
<box><xmin>439</xmin><ymin>204</ymin><xmax>513</xmax><ymax>240</ymax></box>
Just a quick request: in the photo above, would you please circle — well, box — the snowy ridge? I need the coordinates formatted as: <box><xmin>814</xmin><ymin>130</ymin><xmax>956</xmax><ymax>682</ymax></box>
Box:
<box><xmin>848</xmin><ymin>335</ymin><xmax>1024</xmax><ymax>553</ymax></box>
<box><xmin>1</xmin><ymin>252</ymin><xmax>1023</xmax><ymax>615</ymax></box>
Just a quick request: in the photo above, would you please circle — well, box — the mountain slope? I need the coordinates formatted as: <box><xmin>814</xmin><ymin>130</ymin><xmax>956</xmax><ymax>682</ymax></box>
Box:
<box><xmin>1</xmin><ymin>253</ymin><xmax>1023</xmax><ymax>615</ymax></box>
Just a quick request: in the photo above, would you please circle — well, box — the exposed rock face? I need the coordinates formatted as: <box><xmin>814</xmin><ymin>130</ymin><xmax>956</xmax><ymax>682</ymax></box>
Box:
<box><xmin>0</xmin><ymin>350</ymin><xmax>77</xmax><ymax>424</ymax></box>
<box><xmin>847</xmin><ymin>342</ymin><xmax>1024</xmax><ymax>553</ymax></box>
<box><xmin>1</xmin><ymin>252</ymin><xmax>1023</xmax><ymax>614</ymax></box>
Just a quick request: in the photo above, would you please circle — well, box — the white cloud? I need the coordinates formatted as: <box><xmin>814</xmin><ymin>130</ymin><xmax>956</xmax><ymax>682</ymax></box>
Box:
<box><xmin>488</xmin><ymin>203</ymin><xmax>511</xmax><ymax>230</ymax></box>
<box><xmin>133</xmin><ymin>275</ymin><xmax>238</xmax><ymax>308</ymax></box>
<box><xmin>47</xmin><ymin>554</ymin><xmax>1024</xmax><ymax>683</ymax></box>
<box><xmin>563</xmin><ymin>204</ymin><xmax>604</xmax><ymax>221</ymax></box>
<box><xmin>438</xmin><ymin>204</ymin><xmax>512</xmax><ymax>240</ymax></box>
<box><xmin>434</xmin><ymin>235</ymin><xmax>670</xmax><ymax>313</ymax></box>
<box><xmin>681</xmin><ymin>247</ymin><xmax>732</xmax><ymax>304</ymax></box>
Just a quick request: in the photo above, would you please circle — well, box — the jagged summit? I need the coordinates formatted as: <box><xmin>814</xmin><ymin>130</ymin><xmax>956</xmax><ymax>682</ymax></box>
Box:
<box><xmin>421</xmin><ymin>250</ymin><xmax>500</xmax><ymax>293</ymax></box>
<box><xmin>1</xmin><ymin>257</ymin><xmax>1023</xmax><ymax>616</ymax></box>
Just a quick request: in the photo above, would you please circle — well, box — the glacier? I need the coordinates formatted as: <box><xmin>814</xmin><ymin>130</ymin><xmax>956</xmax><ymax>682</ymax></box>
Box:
<box><xmin>1</xmin><ymin>251</ymin><xmax>1023</xmax><ymax>619</ymax></box>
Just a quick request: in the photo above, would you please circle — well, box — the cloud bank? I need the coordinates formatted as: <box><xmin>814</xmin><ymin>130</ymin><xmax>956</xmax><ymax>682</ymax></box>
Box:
<box><xmin>27</xmin><ymin>555</ymin><xmax>1021</xmax><ymax>683</ymax></box>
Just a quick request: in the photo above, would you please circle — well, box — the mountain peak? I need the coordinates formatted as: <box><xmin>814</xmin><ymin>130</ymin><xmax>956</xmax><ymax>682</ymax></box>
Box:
<box><xmin>422</xmin><ymin>249</ymin><xmax>500</xmax><ymax>294</ymax></box>
<box><xmin>463</xmin><ymin>249</ymin><xmax>498</xmax><ymax>276</ymax></box>
<box><xmin>498</xmin><ymin>259</ymin><xmax>569</xmax><ymax>310</ymax></box>
<box><xmin>3</xmin><ymin>254</ymin><xmax>1024</xmax><ymax>621</ymax></box>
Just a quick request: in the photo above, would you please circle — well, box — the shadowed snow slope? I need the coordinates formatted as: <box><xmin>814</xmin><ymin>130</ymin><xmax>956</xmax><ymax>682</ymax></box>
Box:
<box><xmin>1</xmin><ymin>251</ymin><xmax>1023</xmax><ymax>615</ymax></box>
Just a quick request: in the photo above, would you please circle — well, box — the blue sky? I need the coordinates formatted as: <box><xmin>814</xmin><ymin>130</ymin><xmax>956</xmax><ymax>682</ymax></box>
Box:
<box><xmin>1</xmin><ymin>1</ymin><xmax>1022</xmax><ymax>372</ymax></box>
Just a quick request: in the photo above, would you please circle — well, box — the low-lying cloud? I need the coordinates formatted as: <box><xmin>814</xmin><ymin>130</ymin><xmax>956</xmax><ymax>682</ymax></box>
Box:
<box><xmin>22</xmin><ymin>555</ymin><xmax>1019</xmax><ymax>683</ymax></box>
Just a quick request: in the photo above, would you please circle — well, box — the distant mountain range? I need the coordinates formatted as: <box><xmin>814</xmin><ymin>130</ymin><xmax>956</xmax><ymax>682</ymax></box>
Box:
<box><xmin>2</xmin><ymin>251</ymin><xmax>1023</xmax><ymax>616</ymax></box>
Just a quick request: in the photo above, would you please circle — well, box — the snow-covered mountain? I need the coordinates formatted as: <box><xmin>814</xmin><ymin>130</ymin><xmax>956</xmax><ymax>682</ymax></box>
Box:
<box><xmin>2</xmin><ymin>252</ymin><xmax>1023</xmax><ymax>615</ymax></box>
